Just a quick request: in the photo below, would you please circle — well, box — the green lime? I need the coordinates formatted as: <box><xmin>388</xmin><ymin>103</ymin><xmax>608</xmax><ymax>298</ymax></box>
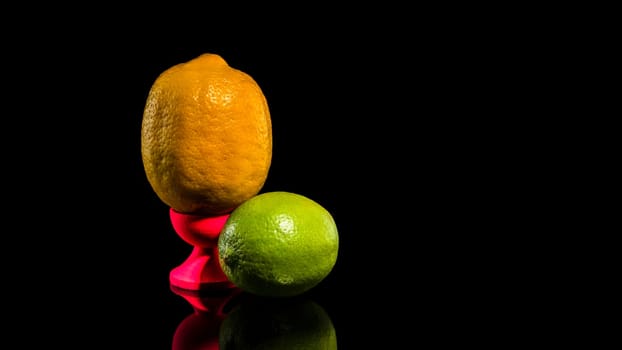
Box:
<box><xmin>218</xmin><ymin>191</ymin><xmax>339</xmax><ymax>297</ymax></box>
<box><xmin>219</xmin><ymin>297</ymin><xmax>337</xmax><ymax>349</ymax></box>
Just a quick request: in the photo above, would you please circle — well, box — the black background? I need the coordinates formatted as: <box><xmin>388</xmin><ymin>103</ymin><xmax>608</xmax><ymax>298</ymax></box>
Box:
<box><xmin>5</xmin><ymin>14</ymin><xmax>538</xmax><ymax>347</ymax></box>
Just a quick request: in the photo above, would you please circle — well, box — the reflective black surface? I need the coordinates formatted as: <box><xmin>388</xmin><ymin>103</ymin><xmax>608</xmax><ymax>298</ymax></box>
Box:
<box><xmin>170</xmin><ymin>287</ymin><xmax>337</xmax><ymax>350</ymax></box>
<box><xmin>9</xmin><ymin>26</ymin><xmax>525</xmax><ymax>347</ymax></box>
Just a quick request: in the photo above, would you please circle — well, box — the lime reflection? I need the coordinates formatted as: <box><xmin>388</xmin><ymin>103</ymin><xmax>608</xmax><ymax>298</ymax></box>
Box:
<box><xmin>219</xmin><ymin>295</ymin><xmax>337</xmax><ymax>350</ymax></box>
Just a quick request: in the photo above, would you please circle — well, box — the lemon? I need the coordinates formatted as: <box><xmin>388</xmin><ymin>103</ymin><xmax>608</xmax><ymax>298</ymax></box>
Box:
<box><xmin>218</xmin><ymin>191</ymin><xmax>339</xmax><ymax>297</ymax></box>
<box><xmin>219</xmin><ymin>297</ymin><xmax>337</xmax><ymax>349</ymax></box>
<box><xmin>141</xmin><ymin>53</ymin><xmax>272</xmax><ymax>215</ymax></box>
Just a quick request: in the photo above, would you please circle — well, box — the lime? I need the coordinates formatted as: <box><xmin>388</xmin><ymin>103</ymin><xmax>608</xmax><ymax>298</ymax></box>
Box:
<box><xmin>217</xmin><ymin>191</ymin><xmax>339</xmax><ymax>297</ymax></box>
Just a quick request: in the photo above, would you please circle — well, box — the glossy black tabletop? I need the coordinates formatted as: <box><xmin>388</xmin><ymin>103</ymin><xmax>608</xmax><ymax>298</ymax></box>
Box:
<box><xmin>7</xmin><ymin>31</ymin><xmax>527</xmax><ymax>347</ymax></box>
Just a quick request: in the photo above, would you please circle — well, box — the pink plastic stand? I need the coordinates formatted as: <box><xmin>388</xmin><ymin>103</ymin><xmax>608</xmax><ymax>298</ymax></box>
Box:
<box><xmin>169</xmin><ymin>208</ymin><xmax>236</xmax><ymax>291</ymax></box>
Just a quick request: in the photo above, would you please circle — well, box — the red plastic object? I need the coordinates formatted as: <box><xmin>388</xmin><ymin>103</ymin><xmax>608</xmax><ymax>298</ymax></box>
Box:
<box><xmin>169</xmin><ymin>208</ymin><xmax>236</xmax><ymax>291</ymax></box>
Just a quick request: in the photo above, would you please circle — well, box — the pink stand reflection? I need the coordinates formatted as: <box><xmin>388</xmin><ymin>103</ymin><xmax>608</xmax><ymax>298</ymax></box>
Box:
<box><xmin>171</xmin><ymin>285</ymin><xmax>242</xmax><ymax>350</ymax></box>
